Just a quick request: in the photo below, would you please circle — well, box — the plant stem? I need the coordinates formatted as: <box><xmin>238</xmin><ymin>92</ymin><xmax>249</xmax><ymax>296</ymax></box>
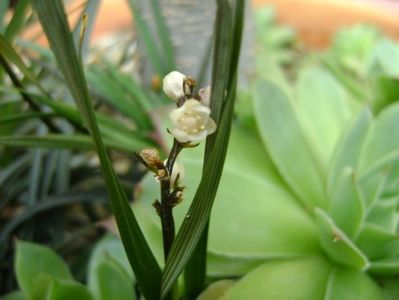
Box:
<box><xmin>160</xmin><ymin>139</ymin><xmax>183</xmax><ymax>259</ymax></box>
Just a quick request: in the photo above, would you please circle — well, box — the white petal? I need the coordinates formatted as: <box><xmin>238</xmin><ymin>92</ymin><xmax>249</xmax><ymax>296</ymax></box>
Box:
<box><xmin>199</xmin><ymin>86</ymin><xmax>211</xmax><ymax>106</ymax></box>
<box><xmin>171</xmin><ymin>128</ymin><xmax>191</xmax><ymax>143</ymax></box>
<box><xmin>206</xmin><ymin>118</ymin><xmax>217</xmax><ymax>135</ymax></box>
<box><xmin>186</xmin><ymin>130</ymin><xmax>208</xmax><ymax>142</ymax></box>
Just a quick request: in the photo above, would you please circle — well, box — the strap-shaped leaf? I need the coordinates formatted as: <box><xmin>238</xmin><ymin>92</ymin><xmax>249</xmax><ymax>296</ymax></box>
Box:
<box><xmin>161</xmin><ymin>1</ymin><xmax>245</xmax><ymax>297</ymax></box>
<box><xmin>30</xmin><ymin>1</ymin><xmax>162</xmax><ymax>299</ymax></box>
<box><xmin>0</xmin><ymin>135</ymin><xmax>130</xmax><ymax>151</ymax></box>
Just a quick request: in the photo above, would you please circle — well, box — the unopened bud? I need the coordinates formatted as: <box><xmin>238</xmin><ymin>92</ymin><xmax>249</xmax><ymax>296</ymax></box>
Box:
<box><xmin>139</xmin><ymin>148</ymin><xmax>162</xmax><ymax>172</ymax></box>
<box><xmin>163</xmin><ymin>71</ymin><xmax>186</xmax><ymax>101</ymax></box>
<box><xmin>183</xmin><ymin>77</ymin><xmax>196</xmax><ymax>97</ymax></box>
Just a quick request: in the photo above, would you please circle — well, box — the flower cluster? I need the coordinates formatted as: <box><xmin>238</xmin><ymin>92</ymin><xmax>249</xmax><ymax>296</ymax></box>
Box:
<box><xmin>163</xmin><ymin>71</ymin><xmax>217</xmax><ymax>143</ymax></box>
<box><xmin>137</xmin><ymin>71</ymin><xmax>217</xmax><ymax>239</ymax></box>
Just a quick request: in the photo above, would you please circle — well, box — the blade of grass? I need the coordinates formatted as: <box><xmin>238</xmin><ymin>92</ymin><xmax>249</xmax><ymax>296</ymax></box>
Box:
<box><xmin>126</xmin><ymin>0</ymin><xmax>167</xmax><ymax>76</ymax></box>
<box><xmin>72</xmin><ymin>0</ymin><xmax>101</xmax><ymax>59</ymax></box>
<box><xmin>31</xmin><ymin>1</ymin><xmax>162</xmax><ymax>299</ymax></box>
<box><xmin>0</xmin><ymin>33</ymin><xmax>50</xmax><ymax>94</ymax></box>
<box><xmin>0</xmin><ymin>0</ymin><xmax>10</xmax><ymax>34</ymax></box>
<box><xmin>183</xmin><ymin>1</ymin><xmax>245</xmax><ymax>298</ymax></box>
<box><xmin>162</xmin><ymin>75</ymin><xmax>238</xmax><ymax>298</ymax></box>
<box><xmin>0</xmin><ymin>53</ymin><xmax>62</xmax><ymax>132</ymax></box>
<box><xmin>0</xmin><ymin>112</ymin><xmax>56</xmax><ymax>125</ymax></box>
<box><xmin>149</xmin><ymin>0</ymin><xmax>175</xmax><ymax>70</ymax></box>
<box><xmin>86</xmin><ymin>66</ymin><xmax>153</xmax><ymax>129</ymax></box>
<box><xmin>0</xmin><ymin>134</ymin><xmax>130</xmax><ymax>151</ymax></box>
<box><xmin>30</xmin><ymin>93</ymin><xmax>156</xmax><ymax>151</ymax></box>
<box><xmin>4</xmin><ymin>0</ymin><xmax>30</xmax><ymax>42</ymax></box>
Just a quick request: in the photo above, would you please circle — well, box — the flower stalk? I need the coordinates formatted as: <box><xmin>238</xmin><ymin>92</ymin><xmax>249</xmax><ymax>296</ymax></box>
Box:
<box><xmin>138</xmin><ymin>71</ymin><xmax>216</xmax><ymax>263</ymax></box>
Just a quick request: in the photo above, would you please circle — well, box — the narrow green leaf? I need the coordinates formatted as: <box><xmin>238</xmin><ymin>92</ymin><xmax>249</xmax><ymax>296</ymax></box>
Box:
<box><xmin>314</xmin><ymin>208</ymin><xmax>369</xmax><ymax>270</ymax></box>
<box><xmin>4</xmin><ymin>0</ymin><xmax>30</xmax><ymax>42</ymax></box>
<box><xmin>0</xmin><ymin>33</ymin><xmax>47</xmax><ymax>93</ymax></box>
<box><xmin>72</xmin><ymin>0</ymin><xmax>101</xmax><ymax>59</ymax></box>
<box><xmin>0</xmin><ymin>134</ymin><xmax>130</xmax><ymax>151</ymax></box>
<box><xmin>183</xmin><ymin>1</ymin><xmax>245</xmax><ymax>298</ymax></box>
<box><xmin>254</xmin><ymin>80</ymin><xmax>325</xmax><ymax>209</ymax></box>
<box><xmin>104</xmin><ymin>63</ymin><xmax>155</xmax><ymax>111</ymax></box>
<box><xmin>31</xmin><ymin>2</ymin><xmax>162</xmax><ymax>299</ymax></box>
<box><xmin>0</xmin><ymin>112</ymin><xmax>56</xmax><ymax>125</ymax></box>
<box><xmin>0</xmin><ymin>0</ymin><xmax>10</xmax><ymax>34</ymax></box>
<box><xmin>161</xmin><ymin>79</ymin><xmax>238</xmax><ymax>297</ymax></box>
<box><xmin>126</xmin><ymin>0</ymin><xmax>167</xmax><ymax>76</ymax></box>
<box><xmin>149</xmin><ymin>0</ymin><xmax>175</xmax><ymax>69</ymax></box>
<box><xmin>30</xmin><ymin>93</ymin><xmax>155</xmax><ymax>151</ymax></box>
<box><xmin>86</xmin><ymin>67</ymin><xmax>151</xmax><ymax>129</ymax></box>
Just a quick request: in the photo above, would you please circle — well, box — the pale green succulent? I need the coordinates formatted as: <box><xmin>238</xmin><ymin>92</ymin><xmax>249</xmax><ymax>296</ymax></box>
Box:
<box><xmin>132</xmin><ymin>65</ymin><xmax>399</xmax><ymax>299</ymax></box>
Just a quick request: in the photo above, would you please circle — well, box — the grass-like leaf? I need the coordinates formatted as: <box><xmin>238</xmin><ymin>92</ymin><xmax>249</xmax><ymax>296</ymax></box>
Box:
<box><xmin>0</xmin><ymin>134</ymin><xmax>131</xmax><ymax>151</ymax></box>
<box><xmin>126</xmin><ymin>0</ymin><xmax>167</xmax><ymax>76</ymax></box>
<box><xmin>0</xmin><ymin>0</ymin><xmax>10</xmax><ymax>34</ymax></box>
<box><xmin>184</xmin><ymin>1</ymin><xmax>245</xmax><ymax>297</ymax></box>
<box><xmin>30</xmin><ymin>1</ymin><xmax>162</xmax><ymax>299</ymax></box>
<box><xmin>148</xmin><ymin>0</ymin><xmax>175</xmax><ymax>70</ymax></box>
<box><xmin>0</xmin><ymin>112</ymin><xmax>56</xmax><ymax>125</ymax></box>
<box><xmin>161</xmin><ymin>2</ymin><xmax>245</xmax><ymax>296</ymax></box>
<box><xmin>4</xmin><ymin>0</ymin><xmax>30</xmax><ymax>42</ymax></box>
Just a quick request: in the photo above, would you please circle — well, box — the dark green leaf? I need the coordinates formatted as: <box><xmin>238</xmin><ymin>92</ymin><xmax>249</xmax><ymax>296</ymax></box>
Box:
<box><xmin>0</xmin><ymin>134</ymin><xmax>129</xmax><ymax>151</ymax></box>
<box><xmin>126</xmin><ymin>0</ymin><xmax>167</xmax><ymax>76</ymax></box>
<box><xmin>31</xmin><ymin>1</ymin><xmax>162</xmax><ymax>299</ymax></box>
<box><xmin>4</xmin><ymin>0</ymin><xmax>30</xmax><ymax>42</ymax></box>
<box><xmin>149</xmin><ymin>0</ymin><xmax>175</xmax><ymax>69</ymax></box>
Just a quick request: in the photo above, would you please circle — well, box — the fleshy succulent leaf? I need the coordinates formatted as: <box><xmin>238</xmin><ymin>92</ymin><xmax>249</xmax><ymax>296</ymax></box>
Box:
<box><xmin>324</xmin><ymin>267</ymin><xmax>384</xmax><ymax>300</ymax></box>
<box><xmin>314</xmin><ymin>208</ymin><xmax>369</xmax><ymax>270</ymax></box>
<box><xmin>295</xmin><ymin>67</ymin><xmax>352</xmax><ymax>167</ymax></box>
<box><xmin>253</xmin><ymin>80</ymin><xmax>325</xmax><ymax>210</ymax></box>
<box><xmin>220</xmin><ymin>257</ymin><xmax>332</xmax><ymax>300</ymax></box>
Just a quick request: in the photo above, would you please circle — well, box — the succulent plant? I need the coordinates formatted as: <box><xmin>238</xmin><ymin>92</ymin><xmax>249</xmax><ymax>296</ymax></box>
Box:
<box><xmin>132</xmin><ymin>64</ymin><xmax>399</xmax><ymax>299</ymax></box>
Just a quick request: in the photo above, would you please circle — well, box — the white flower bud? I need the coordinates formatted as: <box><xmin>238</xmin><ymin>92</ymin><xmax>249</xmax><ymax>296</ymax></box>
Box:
<box><xmin>169</xmin><ymin>99</ymin><xmax>217</xmax><ymax>143</ymax></box>
<box><xmin>163</xmin><ymin>71</ymin><xmax>186</xmax><ymax>101</ymax></box>
<box><xmin>198</xmin><ymin>86</ymin><xmax>211</xmax><ymax>107</ymax></box>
